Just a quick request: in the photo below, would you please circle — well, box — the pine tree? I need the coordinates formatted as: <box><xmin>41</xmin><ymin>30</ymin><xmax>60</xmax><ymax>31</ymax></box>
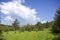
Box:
<box><xmin>0</xmin><ymin>18</ymin><xmax>3</xmax><ymax>40</ymax></box>
<box><xmin>52</xmin><ymin>8</ymin><xmax>60</xmax><ymax>34</ymax></box>
<box><xmin>12</xmin><ymin>19</ymin><xmax>20</xmax><ymax>30</ymax></box>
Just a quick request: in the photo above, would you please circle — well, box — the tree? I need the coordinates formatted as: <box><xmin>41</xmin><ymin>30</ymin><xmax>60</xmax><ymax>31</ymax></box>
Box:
<box><xmin>45</xmin><ymin>22</ymin><xmax>49</xmax><ymax>28</ymax></box>
<box><xmin>52</xmin><ymin>8</ymin><xmax>60</xmax><ymax>34</ymax></box>
<box><xmin>0</xmin><ymin>18</ymin><xmax>1</xmax><ymax>24</ymax></box>
<box><xmin>0</xmin><ymin>29</ymin><xmax>3</xmax><ymax>40</ymax></box>
<box><xmin>0</xmin><ymin>18</ymin><xmax>3</xmax><ymax>40</ymax></box>
<box><xmin>12</xmin><ymin>19</ymin><xmax>20</xmax><ymax>30</ymax></box>
<box><xmin>35</xmin><ymin>22</ymin><xmax>43</xmax><ymax>31</ymax></box>
<box><xmin>24</xmin><ymin>24</ymin><xmax>33</xmax><ymax>32</ymax></box>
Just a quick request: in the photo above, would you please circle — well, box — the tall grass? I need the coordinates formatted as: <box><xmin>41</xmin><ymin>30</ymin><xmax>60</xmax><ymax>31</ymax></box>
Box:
<box><xmin>3</xmin><ymin>31</ymin><xmax>55</xmax><ymax>40</ymax></box>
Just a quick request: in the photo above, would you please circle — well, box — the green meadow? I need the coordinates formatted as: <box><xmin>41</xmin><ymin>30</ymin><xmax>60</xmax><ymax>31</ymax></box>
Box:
<box><xmin>3</xmin><ymin>30</ymin><xmax>55</xmax><ymax>40</ymax></box>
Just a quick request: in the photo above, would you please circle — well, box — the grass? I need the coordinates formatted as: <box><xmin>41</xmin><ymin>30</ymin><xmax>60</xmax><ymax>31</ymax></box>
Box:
<box><xmin>3</xmin><ymin>30</ymin><xmax>55</xmax><ymax>40</ymax></box>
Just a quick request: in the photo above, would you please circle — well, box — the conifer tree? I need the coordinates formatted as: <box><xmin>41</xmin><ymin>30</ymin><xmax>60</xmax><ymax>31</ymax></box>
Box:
<box><xmin>52</xmin><ymin>8</ymin><xmax>60</xmax><ymax>33</ymax></box>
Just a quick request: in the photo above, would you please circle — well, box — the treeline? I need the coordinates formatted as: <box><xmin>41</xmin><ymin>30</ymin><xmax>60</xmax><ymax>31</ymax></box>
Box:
<box><xmin>0</xmin><ymin>19</ymin><xmax>53</xmax><ymax>32</ymax></box>
<box><xmin>20</xmin><ymin>22</ymin><xmax>53</xmax><ymax>32</ymax></box>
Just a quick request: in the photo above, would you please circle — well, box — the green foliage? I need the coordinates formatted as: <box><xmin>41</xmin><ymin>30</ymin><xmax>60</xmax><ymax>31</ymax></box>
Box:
<box><xmin>23</xmin><ymin>24</ymin><xmax>33</xmax><ymax>32</ymax></box>
<box><xmin>0</xmin><ymin>18</ymin><xmax>1</xmax><ymax>24</ymax></box>
<box><xmin>0</xmin><ymin>20</ymin><xmax>3</xmax><ymax>40</ymax></box>
<box><xmin>0</xmin><ymin>24</ymin><xmax>15</xmax><ymax>32</ymax></box>
<box><xmin>35</xmin><ymin>22</ymin><xmax>43</xmax><ymax>31</ymax></box>
<box><xmin>20</xmin><ymin>27</ymin><xmax>24</xmax><ymax>32</ymax></box>
<box><xmin>52</xmin><ymin>8</ymin><xmax>60</xmax><ymax>34</ymax></box>
<box><xmin>0</xmin><ymin>30</ymin><xmax>2</xmax><ymax>35</ymax></box>
<box><xmin>12</xmin><ymin>19</ymin><xmax>20</xmax><ymax>30</ymax></box>
<box><xmin>0</xmin><ymin>29</ymin><xmax>3</xmax><ymax>40</ymax></box>
<box><xmin>45</xmin><ymin>22</ymin><xmax>49</xmax><ymax>28</ymax></box>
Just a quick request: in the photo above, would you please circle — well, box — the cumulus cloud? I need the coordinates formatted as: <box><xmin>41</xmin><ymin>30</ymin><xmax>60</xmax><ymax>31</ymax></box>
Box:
<box><xmin>4</xmin><ymin>16</ymin><xmax>15</xmax><ymax>22</ymax></box>
<box><xmin>41</xmin><ymin>21</ymin><xmax>46</xmax><ymax>23</ymax></box>
<box><xmin>0</xmin><ymin>0</ymin><xmax>40</xmax><ymax>24</ymax></box>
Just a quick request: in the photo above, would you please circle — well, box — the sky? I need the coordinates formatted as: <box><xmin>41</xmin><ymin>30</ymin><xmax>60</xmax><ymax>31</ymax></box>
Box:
<box><xmin>0</xmin><ymin>0</ymin><xmax>60</xmax><ymax>26</ymax></box>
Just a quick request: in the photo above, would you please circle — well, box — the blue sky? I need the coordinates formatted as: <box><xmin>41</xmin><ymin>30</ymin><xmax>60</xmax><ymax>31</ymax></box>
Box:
<box><xmin>24</xmin><ymin>0</ymin><xmax>60</xmax><ymax>21</ymax></box>
<box><xmin>0</xmin><ymin>0</ymin><xmax>60</xmax><ymax>25</ymax></box>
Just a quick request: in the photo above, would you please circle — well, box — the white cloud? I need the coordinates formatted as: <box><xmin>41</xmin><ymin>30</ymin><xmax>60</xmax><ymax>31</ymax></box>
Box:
<box><xmin>0</xmin><ymin>0</ymin><xmax>40</xmax><ymax>24</ymax></box>
<box><xmin>12</xmin><ymin>0</ymin><xmax>25</xmax><ymax>3</ymax></box>
<box><xmin>41</xmin><ymin>21</ymin><xmax>46</xmax><ymax>23</ymax></box>
<box><xmin>37</xmin><ymin>17</ymin><xmax>41</xmax><ymax>21</ymax></box>
<box><xmin>4</xmin><ymin>16</ymin><xmax>15</xmax><ymax>22</ymax></box>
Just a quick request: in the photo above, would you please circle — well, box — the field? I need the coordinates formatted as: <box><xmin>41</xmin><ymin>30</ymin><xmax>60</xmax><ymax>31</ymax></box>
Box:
<box><xmin>3</xmin><ymin>30</ymin><xmax>55</xmax><ymax>40</ymax></box>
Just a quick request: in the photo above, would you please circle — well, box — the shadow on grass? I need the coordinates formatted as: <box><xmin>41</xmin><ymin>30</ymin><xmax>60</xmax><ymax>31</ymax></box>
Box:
<box><xmin>52</xmin><ymin>34</ymin><xmax>60</xmax><ymax>40</ymax></box>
